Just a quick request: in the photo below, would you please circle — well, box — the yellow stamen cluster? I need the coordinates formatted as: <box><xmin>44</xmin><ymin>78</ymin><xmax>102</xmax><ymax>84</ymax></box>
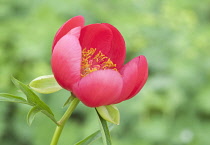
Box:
<box><xmin>81</xmin><ymin>48</ymin><xmax>117</xmax><ymax>77</ymax></box>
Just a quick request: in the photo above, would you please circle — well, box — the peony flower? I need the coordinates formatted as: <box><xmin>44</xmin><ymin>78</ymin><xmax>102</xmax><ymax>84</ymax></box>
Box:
<box><xmin>51</xmin><ymin>16</ymin><xmax>148</xmax><ymax>107</ymax></box>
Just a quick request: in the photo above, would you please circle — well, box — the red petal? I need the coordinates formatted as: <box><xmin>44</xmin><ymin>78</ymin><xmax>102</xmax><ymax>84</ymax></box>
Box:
<box><xmin>52</xmin><ymin>15</ymin><xmax>85</xmax><ymax>50</ymax></box>
<box><xmin>113</xmin><ymin>57</ymin><xmax>140</xmax><ymax>104</ymax></box>
<box><xmin>125</xmin><ymin>55</ymin><xmax>148</xmax><ymax>100</ymax></box>
<box><xmin>102</xmin><ymin>23</ymin><xmax>126</xmax><ymax>69</ymax></box>
<box><xmin>79</xmin><ymin>24</ymin><xmax>113</xmax><ymax>55</ymax></box>
<box><xmin>51</xmin><ymin>31</ymin><xmax>82</xmax><ymax>91</ymax></box>
<box><xmin>73</xmin><ymin>70</ymin><xmax>123</xmax><ymax>107</ymax></box>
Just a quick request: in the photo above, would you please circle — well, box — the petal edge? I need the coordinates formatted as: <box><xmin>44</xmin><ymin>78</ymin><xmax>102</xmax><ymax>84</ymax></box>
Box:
<box><xmin>52</xmin><ymin>15</ymin><xmax>85</xmax><ymax>50</ymax></box>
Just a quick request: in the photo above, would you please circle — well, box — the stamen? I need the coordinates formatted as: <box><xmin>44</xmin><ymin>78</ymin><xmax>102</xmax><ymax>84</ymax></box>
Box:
<box><xmin>81</xmin><ymin>48</ymin><xmax>117</xmax><ymax>77</ymax></box>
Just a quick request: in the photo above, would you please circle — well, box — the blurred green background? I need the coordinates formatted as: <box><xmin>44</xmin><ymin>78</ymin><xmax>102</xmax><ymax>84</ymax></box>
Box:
<box><xmin>0</xmin><ymin>0</ymin><xmax>210</xmax><ymax>145</ymax></box>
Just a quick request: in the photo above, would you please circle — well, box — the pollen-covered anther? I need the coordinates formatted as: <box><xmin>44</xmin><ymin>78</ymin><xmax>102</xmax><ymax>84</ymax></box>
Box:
<box><xmin>81</xmin><ymin>48</ymin><xmax>117</xmax><ymax>77</ymax></box>
<box><xmin>94</xmin><ymin>51</ymin><xmax>108</xmax><ymax>62</ymax></box>
<box><xmin>102</xmin><ymin>58</ymin><xmax>116</xmax><ymax>69</ymax></box>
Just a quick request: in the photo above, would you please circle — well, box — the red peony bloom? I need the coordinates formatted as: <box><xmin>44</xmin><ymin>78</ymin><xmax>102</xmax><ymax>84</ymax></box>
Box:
<box><xmin>51</xmin><ymin>16</ymin><xmax>148</xmax><ymax>107</ymax></box>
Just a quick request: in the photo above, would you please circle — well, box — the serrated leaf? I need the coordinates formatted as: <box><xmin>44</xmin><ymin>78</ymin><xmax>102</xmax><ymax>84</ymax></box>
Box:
<box><xmin>74</xmin><ymin>124</ymin><xmax>114</xmax><ymax>145</ymax></box>
<box><xmin>27</xmin><ymin>106</ymin><xmax>41</xmax><ymax>125</ymax></box>
<box><xmin>11</xmin><ymin>76</ymin><xmax>57</xmax><ymax>125</ymax></box>
<box><xmin>0</xmin><ymin>93</ymin><xmax>29</xmax><ymax>104</ymax></box>
<box><xmin>29</xmin><ymin>75</ymin><xmax>62</xmax><ymax>94</ymax></box>
<box><xmin>96</xmin><ymin>105</ymin><xmax>120</xmax><ymax>125</ymax></box>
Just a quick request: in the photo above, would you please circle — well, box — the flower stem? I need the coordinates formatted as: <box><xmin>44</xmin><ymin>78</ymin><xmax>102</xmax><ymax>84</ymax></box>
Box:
<box><xmin>96</xmin><ymin>109</ymin><xmax>112</xmax><ymax>145</ymax></box>
<box><xmin>50</xmin><ymin>96</ymin><xmax>80</xmax><ymax>145</ymax></box>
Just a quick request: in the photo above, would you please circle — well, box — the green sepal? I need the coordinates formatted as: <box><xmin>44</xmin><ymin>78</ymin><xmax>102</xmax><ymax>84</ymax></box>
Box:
<box><xmin>11</xmin><ymin>76</ymin><xmax>58</xmax><ymax>125</ymax></box>
<box><xmin>0</xmin><ymin>93</ymin><xmax>29</xmax><ymax>105</ymax></box>
<box><xmin>74</xmin><ymin>124</ymin><xmax>114</xmax><ymax>145</ymax></box>
<box><xmin>29</xmin><ymin>75</ymin><xmax>62</xmax><ymax>94</ymax></box>
<box><xmin>96</xmin><ymin>105</ymin><xmax>120</xmax><ymax>125</ymax></box>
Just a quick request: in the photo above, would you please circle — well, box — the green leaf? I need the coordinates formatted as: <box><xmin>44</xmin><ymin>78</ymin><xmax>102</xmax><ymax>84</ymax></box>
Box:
<box><xmin>27</xmin><ymin>106</ymin><xmax>41</xmax><ymax>125</ymax></box>
<box><xmin>0</xmin><ymin>93</ymin><xmax>29</xmax><ymax>104</ymax></box>
<box><xmin>96</xmin><ymin>109</ymin><xmax>112</xmax><ymax>145</ymax></box>
<box><xmin>75</xmin><ymin>130</ymin><xmax>101</xmax><ymax>145</ymax></box>
<box><xmin>29</xmin><ymin>75</ymin><xmax>62</xmax><ymax>94</ymax></box>
<box><xmin>74</xmin><ymin>124</ymin><xmax>114</xmax><ymax>145</ymax></box>
<box><xmin>11</xmin><ymin>76</ymin><xmax>58</xmax><ymax>125</ymax></box>
<box><xmin>96</xmin><ymin>105</ymin><xmax>120</xmax><ymax>125</ymax></box>
<box><xmin>41</xmin><ymin>110</ymin><xmax>58</xmax><ymax>125</ymax></box>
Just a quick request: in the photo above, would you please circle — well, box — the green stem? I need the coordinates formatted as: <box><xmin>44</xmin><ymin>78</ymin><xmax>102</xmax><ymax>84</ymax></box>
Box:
<box><xmin>96</xmin><ymin>109</ymin><xmax>112</xmax><ymax>145</ymax></box>
<box><xmin>50</xmin><ymin>96</ymin><xmax>80</xmax><ymax>145</ymax></box>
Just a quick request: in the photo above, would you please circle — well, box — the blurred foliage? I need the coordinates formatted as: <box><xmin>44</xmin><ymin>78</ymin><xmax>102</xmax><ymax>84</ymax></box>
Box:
<box><xmin>0</xmin><ymin>0</ymin><xmax>210</xmax><ymax>145</ymax></box>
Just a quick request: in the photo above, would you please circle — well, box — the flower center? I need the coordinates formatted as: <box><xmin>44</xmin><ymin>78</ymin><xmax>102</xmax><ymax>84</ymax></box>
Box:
<box><xmin>81</xmin><ymin>48</ymin><xmax>117</xmax><ymax>77</ymax></box>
